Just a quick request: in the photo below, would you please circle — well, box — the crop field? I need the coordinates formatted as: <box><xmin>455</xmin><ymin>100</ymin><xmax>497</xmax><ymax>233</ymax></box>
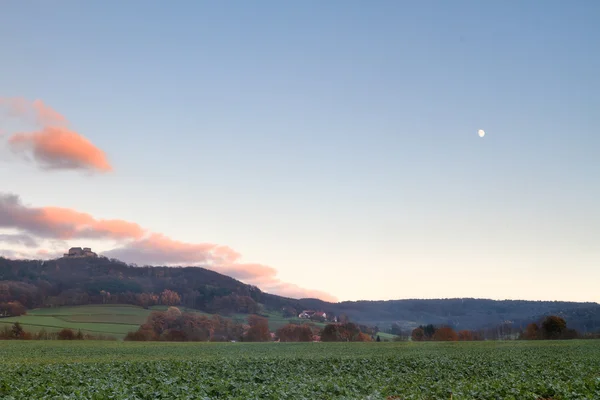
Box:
<box><xmin>0</xmin><ymin>340</ymin><xmax>598</xmax><ymax>399</ymax></box>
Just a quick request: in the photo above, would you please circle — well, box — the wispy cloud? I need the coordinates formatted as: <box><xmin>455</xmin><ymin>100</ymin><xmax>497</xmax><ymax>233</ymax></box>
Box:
<box><xmin>0</xmin><ymin>192</ymin><xmax>337</xmax><ymax>302</ymax></box>
<box><xmin>0</xmin><ymin>233</ymin><xmax>39</xmax><ymax>248</ymax></box>
<box><xmin>0</xmin><ymin>97</ymin><xmax>111</xmax><ymax>172</ymax></box>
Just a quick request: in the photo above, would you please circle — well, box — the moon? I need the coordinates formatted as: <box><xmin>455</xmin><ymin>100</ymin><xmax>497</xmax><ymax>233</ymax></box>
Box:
<box><xmin>478</xmin><ymin>129</ymin><xmax>485</xmax><ymax>138</ymax></box>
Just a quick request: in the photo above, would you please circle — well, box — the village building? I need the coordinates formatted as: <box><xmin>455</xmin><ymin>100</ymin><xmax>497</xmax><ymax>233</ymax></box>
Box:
<box><xmin>298</xmin><ymin>310</ymin><xmax>327</xmax><ymax>319</ymax></box>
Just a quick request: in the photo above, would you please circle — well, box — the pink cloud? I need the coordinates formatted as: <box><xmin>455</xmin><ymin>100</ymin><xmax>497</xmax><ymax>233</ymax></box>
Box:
<box><xmin>0</xmin><ymin>97</ymin><xmax>112</xmax><ymax>172</ymax></box>
<box><xmin>8</xmin><ymin>126</ymin><xmax>112</xmax><ymax>172</ymax></box>
<box><xmin>0</xmin><ymin>193</ymin><xmax>144</xmax><ymax>240</ymax></box>
<box><xmin>104</xmin><ymin>233</ymin><xmax>241</xmax><ymax>266</ymax></box>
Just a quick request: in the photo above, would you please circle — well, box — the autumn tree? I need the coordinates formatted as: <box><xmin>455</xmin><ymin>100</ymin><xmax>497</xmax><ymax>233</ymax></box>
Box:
<box><xmin>276</xmin><ymin>324</ymin><xmax>313</xmax><ymax>342</ymax></box>
<box><xmin>245</xmin><ymin>315</ymin><xmax>271</xmax><ymax>342</ymax></box>
<box><xmin>357</xmin><ymin>332</ymin><xmax>372</xmax><ymax>342</ymax></box>
<box><xmin>521</xmin><ymin>323</ymin><xmax>540</xmax><ymax>340</ymax></box>
<box><xmin>0</xmin><ymin>301</ymin><xmax>26</xmax><ymax>317</ymax></box>
<box><xmin>321</xmin><ymin>323</ymin><xmax>364</xmax><ymax>342</ymax></box>
<box><xmin>411</xmin><ymin>327</ymin><xmax>425</xmax><ymax>342</ymax></box>
<box><xmin>166</xmin><ymin>306</ymin><xmax>182</xmax><ymax>319</ymax></box>
<box><xmin>127</xmin><ymin>309</ymin><xmax>245</xmax><ymax>342</ymax></box>
<box><xmin>160</xmin><ymin>289</ymin><xmax>181</xmax><ymax>306</ymax></box>
<box><xmin>458</xmin><ymin>330</ymin><xmax>474</xmax><ymax>341</ymax></box>
<box><xmin>136</xmin><ymin>293</ymin><xmax>159</xmax><ymax>309</ymax></box>
<box><xmin>433</xmin><ymin>326</ymin><xmax>458</xmax><ymax>341</ymax></box>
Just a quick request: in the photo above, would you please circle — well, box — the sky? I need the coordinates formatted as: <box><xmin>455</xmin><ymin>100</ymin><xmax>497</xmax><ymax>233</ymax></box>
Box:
<box><xmin>1</xmin><ymin>0</ymin><xmax>599</xmax><ymax>303</ymax></box>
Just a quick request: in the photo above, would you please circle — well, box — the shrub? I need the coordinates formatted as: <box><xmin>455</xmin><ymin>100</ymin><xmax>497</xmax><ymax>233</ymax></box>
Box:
<box><xmin>57</xmin><ymin>328</ymin><xmax>76</xmax><ymax>340</ymax></box>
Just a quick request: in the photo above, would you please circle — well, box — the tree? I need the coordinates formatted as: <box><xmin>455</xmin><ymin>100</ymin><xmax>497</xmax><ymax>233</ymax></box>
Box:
<box><xmin>11</xmin><ymin>322</ymin><xmax>24</xmax><ymax>339</ymax></box>
<box><xmin>245</xmin><ymin>315</ymin><xmax>271</xmax><ymax>342</ymax></box>
<box><xmin>0</xmin><ymin>301</ymin><xmax>26</xmax><ymax>317</ymax></box>
<box><xmin>411</xmin><ymin>327</ymin><xmax>425</xmax><ymax>342</ymax></box>
<box><xmin>321</xmin><ymin>323</ymin><xmax>364</xmax><ymax>342</ymax></box>
<box><xmin>433</xmin><ymin>326</ymin><xmax>458</xmax><ymax>341</ymax></box>
<box><xmin>376</xmin><ymin>335</ymin><xmax>381</xmax><ymax>342</ymax></box>
<box><xmin>166</xmin><ymin>306</ymin><xmax>182</xmax><ymax>319</ymax></box>
<box><xmin>276</xmin><ymin>324</ymin><xmax>313</xmax><ymax>342</ymax></box>
<box><xmin>357</xmin><ymin>332</ymin><xmax>372</xmax><ymax>342</ymax></box>
<box><xmin>281</xmin><ymin>306</ymin><xmax>297</xmax><ymax>318</ymax></box>
<box><xmin>422</xmin><ymin>324</ymin><xmax>436</xmax><ymax>340</ymax></box>
<box><xmin>541</xmin><ymin>316</ymin><xmax>567</xmax><ymax>339</ymax></box>
<box><xmin>57</xmin><ymin>328</ymin><xmax>76</xmax><ymax>340</ymax></box>
<box><xmin>160</xmin><ymin>290</ymin><xmax>181</xmax><ymax>306</ymax></box>
<box><xmin>522</xmin><ymin>323</ymin><xmax>540</xmax><ymax>340</ymax></box>
<box><xmin>458</xmin><ymin>330</ymin><xmax>474</xmax><ymax>341</ymax></box>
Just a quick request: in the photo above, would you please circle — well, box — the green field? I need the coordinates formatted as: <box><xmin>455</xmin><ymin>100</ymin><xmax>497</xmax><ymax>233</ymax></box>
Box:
<box><xmin>0</xmin><ymin>340</ymin><xmax>598</xmax><ymax>399</ymax></box>
<box><xmin>0</xmin><ymin>305</ymin><xmax>151</xmax><ymax>338</ymax></box>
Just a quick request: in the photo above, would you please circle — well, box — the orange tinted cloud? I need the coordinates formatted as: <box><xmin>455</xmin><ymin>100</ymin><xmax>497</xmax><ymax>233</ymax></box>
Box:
<box><xmin>0</xmin><ymin>192</ymin><xmax>337</xmax><ymax>302</ymax></box>
<box><xmin>0</xmin><ymin>193</ymin><xmax>144</xmax><ymax>240</ymax></box>
<box><xmin>9</xmin><ymin>126</ymin><xmax>112</xmax><ymax>172</ymax></box>
<box><xmin>0</xmin><ymin>97</ymin><xmax>111</xmax><ymax>172</ymax></box>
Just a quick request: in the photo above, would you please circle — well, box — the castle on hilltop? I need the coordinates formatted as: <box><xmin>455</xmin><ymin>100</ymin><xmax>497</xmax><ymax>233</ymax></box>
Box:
<box><xmin>63</xmin><ymin>247</ymin><xmax>98</xmax><ymax>258</ymax></box>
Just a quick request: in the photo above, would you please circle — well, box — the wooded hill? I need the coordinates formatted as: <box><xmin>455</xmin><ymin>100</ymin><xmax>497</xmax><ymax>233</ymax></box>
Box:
<box><xmin>1</xmin><ymin>256</ymin><xmax>599</xmax><ymax>332</ymax></box>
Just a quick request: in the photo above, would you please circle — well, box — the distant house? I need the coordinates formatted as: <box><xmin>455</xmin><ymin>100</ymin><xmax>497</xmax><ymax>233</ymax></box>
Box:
<box><xmin>298</xmin><ymin>310</ymin><xmax>327</xmax><ymax>320</ymax></box>
<box><xmin>298</xmin><ymin>310</ymin><xmax>314</xmax><ymax>319</ymax></box>
<box><xmin>63</xmin><ymin>247</ymin><xmax>98</xmax><ymax>258</ymax></box>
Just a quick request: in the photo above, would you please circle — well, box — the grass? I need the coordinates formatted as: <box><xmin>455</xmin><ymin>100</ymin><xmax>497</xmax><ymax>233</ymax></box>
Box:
<box><xmin>0</xmin><ymin>340</ymin><xmax>598</xmax><ymax>399</ymax></box>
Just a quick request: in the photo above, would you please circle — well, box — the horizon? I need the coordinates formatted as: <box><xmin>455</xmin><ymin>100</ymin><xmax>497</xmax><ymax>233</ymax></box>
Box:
<box><xmin>3</xmin><ymin>252</ymin><xmax>599</xmax><ymax>307</ymax></box>
<box><xmin>1</xmin><ymin>1</ymin><xmax>599</xmax><ymax>304</ymax></box>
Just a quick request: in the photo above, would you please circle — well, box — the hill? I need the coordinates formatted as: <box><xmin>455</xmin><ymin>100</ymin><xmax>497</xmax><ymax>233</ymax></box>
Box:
<box><xmin>1</xmin><ymin>256</ymin><xmax>599</xmax><ymax>333</ymax></box>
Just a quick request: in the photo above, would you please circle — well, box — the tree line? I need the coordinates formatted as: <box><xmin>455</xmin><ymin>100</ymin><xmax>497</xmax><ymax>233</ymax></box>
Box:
<box><xmin>404</xmin><ymin>315</ymin><xmax>588</xmax><ymax>341</ymax></box>
<box><xmin>123</xmin><ymin>308</ymin><xmax>376</xmax><ymax>342</ymax></box>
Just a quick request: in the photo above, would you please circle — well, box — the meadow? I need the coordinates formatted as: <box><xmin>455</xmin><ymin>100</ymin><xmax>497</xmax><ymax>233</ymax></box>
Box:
<box><xmin>0</xmin><ymin>340</ymin><xmax>598</xmax><ymax>399</ymax></box>
<box><xmin>0</xmin><ymin>305</ymin><xmax>151</xmax><ymax>338</ymax></box>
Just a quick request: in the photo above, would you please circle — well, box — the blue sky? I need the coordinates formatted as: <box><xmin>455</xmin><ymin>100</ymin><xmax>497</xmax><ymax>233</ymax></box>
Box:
<box><xmin>1</xmin><ymin>1</ymin><xmax>599</xmax><ymax>302</ymax></box>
